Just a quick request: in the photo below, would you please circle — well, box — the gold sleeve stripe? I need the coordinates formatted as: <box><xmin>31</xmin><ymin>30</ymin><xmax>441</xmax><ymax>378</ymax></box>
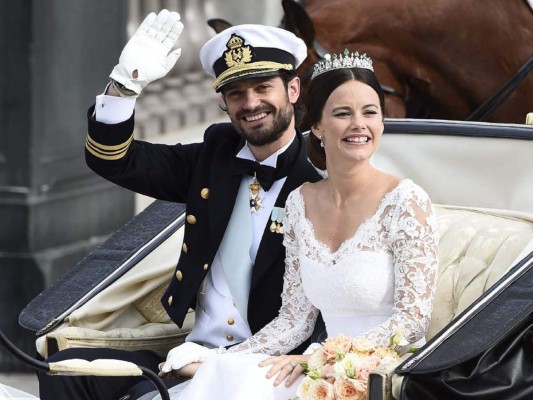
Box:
<box><xmin>85</xmin><ymin>141</ymin><xmax>129</xmax><ymax>160</ymax></box>
<box><xmin>85</xmin><ymin>138</ymin><xmax>129</xmax><ymax>156</ymax></box>
<box><xmin>86</xmin><ymin>134</ymin><xmax>133</xmax><ymax>151</ymax></box>
<box><xmin>85</xmin><ymin>137</ymin><xmax>130</xmax><ymax>160</ymax></box>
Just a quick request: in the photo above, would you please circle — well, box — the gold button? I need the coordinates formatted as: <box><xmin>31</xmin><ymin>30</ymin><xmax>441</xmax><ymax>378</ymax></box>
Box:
<box><xmin>201</xmin><ymin>188</ymin><xmax>210</xmax><ymax>199</ymax></box>
<box><xmin>186</xmin><ymin>215</ymin><xmax>197</xmax><ymax>224</ymax></box>
<box><xmin>182</xmin><ymin>243</ymin><xmax>188</xmax><ymax>253</ymax></box>
<box><xmin>203</xmin><ymin>263</ymin><xmax>209</xmax><ymax>270</ymax></box>
<box><xmin>226</xmin><ymin>334</ymin><xmax>234</xmax><ymax>341</ymax></box>
<box><xmin>227</xmin><ymin>318</ymin><xmax>235</xmax><ymax>325</ymax></box>
<box><xmin>176</xmin><ymin>270</ymin><xmax>183</xmax><ymax>281</ymax></box>
<box><xmin>167</xmin><ymin>296</ymin><xmax>173</xmax><ymax>306</ymax></box>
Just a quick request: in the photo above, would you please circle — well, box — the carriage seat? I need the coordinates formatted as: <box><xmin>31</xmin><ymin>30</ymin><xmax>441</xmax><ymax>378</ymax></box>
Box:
<box><xmin>368</xmin><ymin>205</ymin><xmax>533</xmax><ymax>400</ymax></box>
<box><xmin>36</xmin><ymin>223</ymin><xmax>190</xmax><ymax>359</ymax></box>
<box><xmin>37</xmin><ymin>204</ymin><xmax>533</xmax><ymax>374</ymax></box>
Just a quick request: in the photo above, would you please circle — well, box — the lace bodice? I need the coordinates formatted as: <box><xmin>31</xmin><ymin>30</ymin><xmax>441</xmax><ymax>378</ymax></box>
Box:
<box><xmin>228</xmin><ymin>179</ymin><xmax>438</xmax><ymax>355</ymax></box>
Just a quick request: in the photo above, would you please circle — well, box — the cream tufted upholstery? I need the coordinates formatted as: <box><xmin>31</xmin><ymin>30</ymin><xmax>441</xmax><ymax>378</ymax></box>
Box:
<box><xmin>428</xmin><ymin>205</ymin><xmax>533</xmax><ymax>339</ymax></box>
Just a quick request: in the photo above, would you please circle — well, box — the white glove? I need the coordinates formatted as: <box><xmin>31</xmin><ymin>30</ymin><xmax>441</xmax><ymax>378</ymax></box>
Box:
<box><xmin>160</xmin><ymin>342</ymin><xmax>225</xmax><ymax>373</ymax></box>
<box><xmin>110</xmin><ymin>9</ymin><xmax>184</xmax><ymax>95</ymax></box>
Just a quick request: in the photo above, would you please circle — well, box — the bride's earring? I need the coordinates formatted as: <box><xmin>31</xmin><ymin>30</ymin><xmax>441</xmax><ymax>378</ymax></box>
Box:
<box><xmin>319</xmin><ymin>135</ymin><xmax>325</xmax><ymax>148</ymax></box>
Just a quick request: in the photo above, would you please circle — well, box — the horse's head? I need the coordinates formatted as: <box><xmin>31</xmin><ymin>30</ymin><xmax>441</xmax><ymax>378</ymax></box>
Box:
<box><xmin>281</xmin><ymin>0</ymin><xmax>408</xmax><ymax>125</ymax></box>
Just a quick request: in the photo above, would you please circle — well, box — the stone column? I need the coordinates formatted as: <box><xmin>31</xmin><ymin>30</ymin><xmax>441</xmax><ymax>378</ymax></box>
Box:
<box><xmin>0</xmin><ymin>0</ymin><xmax>133</xmax><ymax>370</ymax></box>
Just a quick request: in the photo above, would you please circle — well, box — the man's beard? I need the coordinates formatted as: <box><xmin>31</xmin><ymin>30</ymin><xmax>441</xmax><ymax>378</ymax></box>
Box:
<box><xmin>232</xmin><ymin>101</ymin><xmax>293</xmax><ymax>147</ymax></box>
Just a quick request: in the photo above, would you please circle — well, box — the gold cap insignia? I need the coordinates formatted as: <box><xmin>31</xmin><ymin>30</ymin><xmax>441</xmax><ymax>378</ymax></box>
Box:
<box><xmin>224</xmin><ymin>34</ymin><xmax>253</xmax><ymax>68</ymax></box>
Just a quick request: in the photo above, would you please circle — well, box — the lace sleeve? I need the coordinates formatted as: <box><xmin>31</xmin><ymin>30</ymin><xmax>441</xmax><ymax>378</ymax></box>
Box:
<box><xmin>357</xmin><ymin>186</ymin><xmax>439</xmax><ymax>347</ymax></box>
<box><xmin>227</xmin><ymin>190</ymin><xmax>320</xmax><ymax>355</ymax></box>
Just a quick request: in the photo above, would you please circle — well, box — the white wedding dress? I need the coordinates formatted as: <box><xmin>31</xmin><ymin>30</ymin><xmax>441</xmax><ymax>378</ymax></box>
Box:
<box><xmin>141</xmin><ymin>179</ymin><xmax>439</xmax><ymax>400</ymax></box>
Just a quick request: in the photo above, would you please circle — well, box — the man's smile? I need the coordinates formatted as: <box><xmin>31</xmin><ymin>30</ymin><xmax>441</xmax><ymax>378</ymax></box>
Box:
<box><xmin>244</xmin><ymin>112</ymin><xmax>269</xmax><ymax>122</ymax></box>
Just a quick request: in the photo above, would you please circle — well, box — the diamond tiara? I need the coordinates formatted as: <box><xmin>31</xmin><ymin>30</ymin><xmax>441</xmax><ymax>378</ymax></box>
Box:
<box><xmin>311</xmin><ymin>49</ymin><xmax>374</xmax><ymax>80</ymax></box>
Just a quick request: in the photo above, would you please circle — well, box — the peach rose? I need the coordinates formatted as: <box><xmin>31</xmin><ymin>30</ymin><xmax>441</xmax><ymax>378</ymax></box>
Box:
<box><xmin>309</xmin><ymin>379</ymin><xmax>335</xmax><ymax>400</ymax></box>
<box><xmin>324</xmin><ymin>335</ymin><xmax>352</xmax><ymax>362</ymax></box>
<box><xmin>354</xmin><ymin>365</ymin><xmax>372</xmax><ymax>386</ymax></box>
<box><xmin>354</xmin><ymin>355</ymin><xmax>383</xmax><ymax>385</ymax></box>
<box><xmin>333</xmin><ymin>378</ymin><xmax>366</xmax><ymax>400</ymax></box>
<box><xmin>326</xmin><ymin>364</ymin><xmax>336</xmax><ymax>379</ymax></box>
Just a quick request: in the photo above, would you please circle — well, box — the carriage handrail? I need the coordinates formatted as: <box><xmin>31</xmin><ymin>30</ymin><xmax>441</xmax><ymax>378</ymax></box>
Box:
<box><xmin>383</xmin><ymin>118</ymin><xmax>533</xmax><ymax>139</ymax></box>
<box><xmin>0</xmin><ymin>329</ymin><xmax>171</xmax><ymax>400</ymax></box>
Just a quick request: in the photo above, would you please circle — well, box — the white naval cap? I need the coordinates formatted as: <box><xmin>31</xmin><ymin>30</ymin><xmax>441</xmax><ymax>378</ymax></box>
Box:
<box><xmin>199</xmin><ymin>24</ymin><xmax>307</xmax><ymax>92</ymax></box>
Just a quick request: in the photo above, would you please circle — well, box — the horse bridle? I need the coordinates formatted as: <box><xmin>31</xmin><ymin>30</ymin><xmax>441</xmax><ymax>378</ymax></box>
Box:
<box><xmin>466</xmin><ymin>56</ymin><xmax>533</xmax><ymax>121</ymax></box>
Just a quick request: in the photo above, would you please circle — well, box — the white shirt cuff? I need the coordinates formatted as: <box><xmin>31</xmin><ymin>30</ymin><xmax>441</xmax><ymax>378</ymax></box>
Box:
<box><xmin>94</xmin><ymin>93</ymin><xmax>136</xmax><ymax>124</ymax></box>
<box><xmin>303</xmin><ymin>342</ymin><xmax>323</xmax><ymax>355</ymax></box>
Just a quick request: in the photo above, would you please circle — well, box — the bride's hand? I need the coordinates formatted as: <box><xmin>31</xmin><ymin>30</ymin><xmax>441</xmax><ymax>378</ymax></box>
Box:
<box><xmin>259</xmin><ymin>354</ymin><xmax>310</xmax><ymax>387</ymax></box>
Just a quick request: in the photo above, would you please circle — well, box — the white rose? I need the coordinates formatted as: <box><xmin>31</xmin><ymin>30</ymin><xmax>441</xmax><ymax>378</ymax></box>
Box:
<box><xmin>333</xmin><ymin>353</ymin><xmax>360</xmax><ymax>379</ymax></box>
<box><xmin>297</xmin><ymin>376</ymin><xmax>316</xmax><ymax>400</ymax></box>
<box><xmin>307</xmin><ymin>348</ymin><xmax>327</xmax><ymax>372</ymax></box>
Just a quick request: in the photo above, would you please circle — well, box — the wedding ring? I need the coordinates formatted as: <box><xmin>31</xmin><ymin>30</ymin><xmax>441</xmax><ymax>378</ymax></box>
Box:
<box><xmin>288</xmin><ymin>362</ymin><xmax>297</xmax><ymax>369</ymax></box>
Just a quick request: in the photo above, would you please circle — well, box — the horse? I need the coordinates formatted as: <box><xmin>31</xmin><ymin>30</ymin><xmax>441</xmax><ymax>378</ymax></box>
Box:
<box><xmin>209</xmin><ymin>0</ymin><xmax>533</xmax><ymax>124</ymax></box>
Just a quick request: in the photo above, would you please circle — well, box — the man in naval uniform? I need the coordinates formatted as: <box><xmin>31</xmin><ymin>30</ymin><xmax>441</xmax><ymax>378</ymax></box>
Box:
<box><xmin>38</xmin><ymin>9</ymin><xmax>322</xmax><ymax>400</ymax></box>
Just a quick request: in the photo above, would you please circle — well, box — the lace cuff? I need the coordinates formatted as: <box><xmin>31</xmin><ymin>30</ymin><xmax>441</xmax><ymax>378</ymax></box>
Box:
<box><xmin>303</xmin><ymin>342</ymin><xmax>323</xmax><ymax>355</ymax></box>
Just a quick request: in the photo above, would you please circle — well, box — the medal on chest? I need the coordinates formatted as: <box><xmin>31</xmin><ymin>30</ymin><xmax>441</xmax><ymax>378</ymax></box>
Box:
<box><xmin>249</xmin><ymin>173</ymin><xmax>263</xmax><ymax>213</ymax></box>
<box><xmin>270</xmin><ymin>207</ymin><xmax>285</xmax><ymax>233</ymax></box>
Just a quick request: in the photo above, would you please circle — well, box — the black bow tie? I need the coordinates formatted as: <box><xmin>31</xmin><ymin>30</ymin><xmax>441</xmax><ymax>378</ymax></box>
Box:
<box><xmin>232</xmin><ymin>159</ymin><xmax>278</xmax><ymax>191</ymax></box>
<box><xmin>231</xmin><ymin>132</ymin><xmax>301</xmax><ymax>191</ymax></box>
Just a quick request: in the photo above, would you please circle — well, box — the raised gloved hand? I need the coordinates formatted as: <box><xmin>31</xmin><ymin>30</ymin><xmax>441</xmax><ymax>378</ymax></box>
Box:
<box><xmin>110</xmin><ymin>9</ymin><xmax>184</xmax><ymax>95</ymax></box>
<box><xmin>160</xmin><ymin>342</ymin><xmax>225</xmax><ymax>373</ymax></box>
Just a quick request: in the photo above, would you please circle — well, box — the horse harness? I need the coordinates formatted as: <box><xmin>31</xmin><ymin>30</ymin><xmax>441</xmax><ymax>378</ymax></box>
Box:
<box><xmin>466</xmin><ymin>56</ymin><xmax>533</xmax><ymax>122</ymax></box>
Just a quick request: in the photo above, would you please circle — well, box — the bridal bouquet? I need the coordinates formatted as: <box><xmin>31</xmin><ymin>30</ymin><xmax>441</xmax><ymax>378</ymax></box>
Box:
<box><xmin>293</xmin><ymin>332</ymin><xmax>409</xmax><ymax>400</ymax></box>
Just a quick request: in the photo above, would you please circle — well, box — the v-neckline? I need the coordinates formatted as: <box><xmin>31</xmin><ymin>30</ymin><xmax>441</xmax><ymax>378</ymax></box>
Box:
<box><xmin>298</xmin><ymin>179</ymin><xmax>408</xmax><ymax>256</ymax></box>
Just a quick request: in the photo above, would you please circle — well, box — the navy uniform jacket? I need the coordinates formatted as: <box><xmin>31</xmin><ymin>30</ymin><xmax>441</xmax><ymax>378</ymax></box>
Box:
<box><xmin>85</xmin><ymin>106</ymin><xmax>322</xmax><ymax>337</ymax></box>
